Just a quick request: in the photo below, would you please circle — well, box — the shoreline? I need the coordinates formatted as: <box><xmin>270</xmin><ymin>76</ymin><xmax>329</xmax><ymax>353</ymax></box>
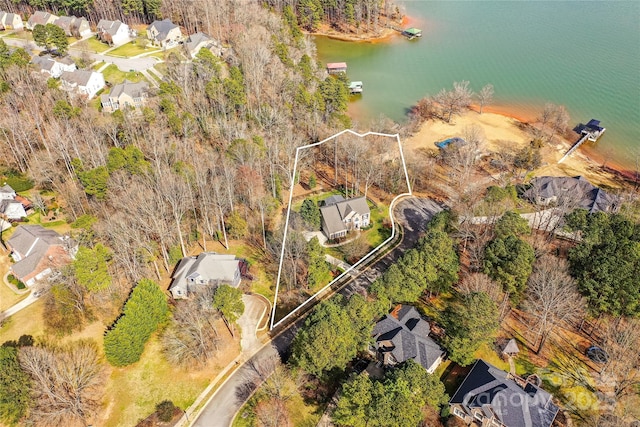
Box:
<box><xmin>305</xmin><ymin>16</ymin><xmax>408</xmax><ymax>43</ymax></box>
<box><xmin>405</xmin><ymin>108</ymin><xmax>636</xmax><ymax>190</ymax></box>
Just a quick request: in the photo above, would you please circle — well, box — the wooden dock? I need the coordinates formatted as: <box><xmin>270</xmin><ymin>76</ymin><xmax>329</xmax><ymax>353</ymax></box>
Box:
<box><xmin>558</xmin><ymin>119</ymin><xmax>606</xmax><ymax>163</ymax></box>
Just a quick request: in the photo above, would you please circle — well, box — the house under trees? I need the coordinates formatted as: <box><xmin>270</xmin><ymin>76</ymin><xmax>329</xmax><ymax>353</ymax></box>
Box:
<box><xmin>319</xmin><ymin>195</ymin><xmax>370</xmax><ymax>240</ymax></box>
<box><xmin>169</xmin><ymin>252</ymin><xmax>243</xmax><ymax>299</ymax></box>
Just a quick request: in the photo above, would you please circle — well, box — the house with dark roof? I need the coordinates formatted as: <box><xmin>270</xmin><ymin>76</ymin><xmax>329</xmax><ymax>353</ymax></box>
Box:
<box><xmin>96</xmin><ymin>19</ymin><xmax>131</xmax><ymax>46</ymax></box>
<box><xmin>26</xmin><ymin>11</ymin><xmax>58</xmax><ymax>30</ymax></box>
<box><xmin>523</xmin><ymin>176</ymin><xmax>619</xmax><ymax>214</ymax></box>
<box><xmin>169</xmin><ymin>252</ymin><xmax>242</xmax><ymax>299</ymax></box>
<box><xmin>319</xmin><ymin>195</ymin><xmax>370</xmax><ymax>240</ymax></box>
<box><xmin>450</xmin><ymin>359</ymin><xmax>559</xmax><ymax>427</ymax></box>
<box><xmin>101</xmin><ymin>80</ymin><xmax>149</xmax><ymax>113</ymax></box>
<box><xmin>372</xmin><ymin>305</ymin><xmax>444</xmax><ymax>374</ymax></box>
<box><xmin>60</xmin><ymin>69</ymin><xmax>105</xmax><ymax>99</ymax></box>
<box><xmin>0</xmin><ymin>11</ymin><xmax>24</xmax><ymax>30</ymax></box>
<box><xmin>6</xmin><ymin>225</ymin><xmax>76</xmax><ymax>286</ymax></box>
<box><xmin>54</xmin><ymin>15</ymin><xmax>91</xmax><ymax>38</ymax></box>
<box><xmin>32</xmin><ymin>54</ymin><xmax>77</xmax><ymax>78</ymax></box>
<box><xmin>184</xmin><ymin>32</ymin><xmax>224</xmax><ymax>58</ymax></box>
<box><xmin>146</xmin><ymin>19</ymin><xmax>182</xmax><ymax>49</ymax></box>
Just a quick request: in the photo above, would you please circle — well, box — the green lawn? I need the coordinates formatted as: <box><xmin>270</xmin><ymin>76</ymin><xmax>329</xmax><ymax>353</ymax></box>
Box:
<box><xmin>91</xmin><ymin>60</ymin><xmax>104</xmax><ymax>71</ymax></box>
<box><xmin>107</xmin><ymin>42</ymin><xmax>158</xmax><ymax>58</ymax></box>
<box><xmin>0</xmin><ymin>279</ymin><xmax>29</xmax><ymax>312</ymax></box>
<box><xmin>0</xmin><ymin>300</ymin><xmax>46</xmax><ymax>343</ymax></box>
<box><xmin>5</xmin><ymin>31</ymin><xmax>32</xmax><ymax>41</ymax></box>
<box><xmin>81</xmin><ymin>37</ymin><xmax>111</xmax><ymax>53</ymax></box>
<box><xmin>22</xmin><ymin>211</ymin><xmax>69</xmax><ymax>234</ymax></box>
<box><xmin>101</xmin><ymin>64</ymin><xmax>147</xmax><ymax>85</ymax></box>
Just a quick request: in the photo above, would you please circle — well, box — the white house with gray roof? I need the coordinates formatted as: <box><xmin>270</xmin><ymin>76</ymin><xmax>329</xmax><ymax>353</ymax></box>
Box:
<box><xmin>320</xmin><ymin>195</ymin><xmax>370</xmax><ymax>240</ymax></box>
<box><xmin>26</xmin><ymin>11</ymin><xmax>58</xmax><ymax>30</ymax></box>
<box><xmin>32</xmin><ymin>54</ymin><xmax>77</xmax><ymax>78</ymax></box>
<box><xmin>184</xmin><ymin>32</ymin><xmax>224</xmax><ymax>58</ymax></box>
<box><xmin>60</xmin><ymin>69</ymin><xmax>105</xmax><ymax>99</ymax></box>
<box><xmin>146</xmin><ymin>19</ymin><xmax>182</xmax><ymax>49</ymax></box>
<box><xmin>6</xmin><ymin>225</ymin><xmax>76</xmax><ymax>286</ymax></box>
<box><xmin>450</xmin><ymin>359</ymin><xmax>559</xmax><ymax>427</ymax></box>
<box><xmin>169</xmin><ymin>252</ymin><xmax>242</xmax><ymax>299</ymax></box>
<box><xmin>101</xmin><ymin>80</ymin><xmax>149</xmax><ymax>112</ymax></box>
<box><xmin>96</xmin><ymin>19</ymin><xmax>131</xmax><ymax>46</ymax></box>
<box><xmin>0</xmin><ymin>184</ymin><xmax>16</xmax><ymax>200</ymax></box>
<box><xmin>0</xmin><ymin>11</ymin><xmax>23</xmax><ymax>30</ymax></box>
<box><xmin>372</xmin><ymin>304</ymin><xmax>444</xmax><ymax>374</ymax></box>
<box><xmin>53</xmin><ymin>15</ymin><xmax>91</xmax><ymax>38</ymax></box>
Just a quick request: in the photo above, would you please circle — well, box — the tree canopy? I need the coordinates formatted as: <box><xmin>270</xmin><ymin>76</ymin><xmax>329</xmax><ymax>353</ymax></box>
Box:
<box><xmin>300</xmin><ymin>198</ymin><xmax>321</xmax><ymax>229</ymax></box>
<box><xmin>483</xmin><ymin>234</ymin><xmax>535</xmax><ymax>302</ymax></box>
<box><xmin>73</xmin><ymin>244</ymin><xmax>112</xmax><ymax>292</ymax></box>
<box><xmin>333</xmin><ymin>360</ymin><xmax>448</xmax><ymax>427</ymax></box>
<box><xmin>32</xmin><ymin>24</ymin><xmax>69</xmax><ymax>55</ymax></box>
<box><xmin>291</xmin><ymin>294</ymin><xmax>376</xmax><ymax>377</ymax></box>
<box><xmin>0</xmin><ymin>346</ymin><xmax>31</xmax><ymax>425</ymax></box>
<box><xmin>212</xmin><ymin>284</ymin><xmax>245</xmax><ymax>336</ymax></box>
<box><xmin>443</xmin><ymin>291</ymin><xmax>499</xmax><ymax>366</ymax></box>
<box><xmin>104</xmin><ymin>279</ymin><xmax>169</xmax><ymax>366</ymax></box>
<box><xmin>566</xmin><ymin>211</ymin><xmax>640</xmax><ymax>316</ymax></box>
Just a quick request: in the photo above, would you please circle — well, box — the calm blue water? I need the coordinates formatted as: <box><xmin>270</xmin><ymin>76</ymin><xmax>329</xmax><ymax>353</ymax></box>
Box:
<box><xmin>315</xmin><ymin>1</ymin><xmax>640</xmax><ymax>170</ymax></box>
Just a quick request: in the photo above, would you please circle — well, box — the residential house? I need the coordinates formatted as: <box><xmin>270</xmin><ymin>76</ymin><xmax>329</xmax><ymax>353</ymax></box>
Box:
<box><xmin>523</xmin><ymin>176</ymin><xmax>619</xmax><ymax>214</ymax></box>
<box><xmin>6</xmin><ymin>225</ymin><xmax>76</xmax><ymax>286</ymax></box>
<box><xmin>0</xmin><ymin>184</ymin><xmax>16</xmax><ymax>200</ymax></box>
<box><xmin>96</xmin><ymin>19</ymin><xmax>130</xmax><ymax>46</ymax></box>
<box><xmin>169</xmin><ymin>252</ymin><xmax>242</xmax><ymax>299</ymax></box>
<box><xmin>101</xmin><ymin>80</ymin><xmax>149</xmax><ymax>112</ymax></box>
<box><xmin>450</xmin><ymin>359</ymin><xmax>559</xmax><ymax>427</ymax></box>
<box><xmin>54</xmin><ymin>15</ymin><xmax>91</xmax><ymax>38</ymax></box>
<box><xmin>319</xmin><ymin>195</ymin><xmax>370</xmax><ymax>240</ymax></box>
<box><xmin>32</xmin><ymin>54</ymin><xmax>77</xmax><ymax>78</ymax></box>
<box><xmin>0</xmin><ymin>200</ymin><xmax>26</xmax><ymax>220</ymax></box>
<box><xmin>372</xmin><ymin>305</ymin><xmax>444</xmax><ymax>374</ymax></box>
<box><xmin>146</xmin><ymin>19</ymin><xmax>182</xmax><ymax>49</ymax></box>
<box><xmin>26</xmin><ymin>11</ymin><xmax>58</xmax><ymax>30</ymax></box>
<box><xmin>60</xmin><ymin>69</ymin><xmax>105</xmax><ymax>99</ymax></box>
<box><xmin>0</xmin><ymin>12</ymin><xmax>24</xmax><ymax>30</ymax></box>
<box><xmin>184</xmin><ymin>31</ymin><xmax>223</xmax><ymax>58</ymax></box>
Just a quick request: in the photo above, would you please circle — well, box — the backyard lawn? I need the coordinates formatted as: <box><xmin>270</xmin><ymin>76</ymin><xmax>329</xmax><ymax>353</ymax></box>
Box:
<box><xmin>0</xmin><ymin>299</ymin><xmax>45</xmax><ymax>342</ymax></box>
<box><xmin>107</xmin><ymin>41</ymin><xmax>158</xmax><ymax>58</ymax></box>
<box><xmin>79</xmin><ymin>37</ymin><xmax>111</xmax><ymax>53</ymax></box>
<box><xmin>5</xmin><ymin>31</ymin><xmax>32</xmax><ymax>41</ymax></box>
<box><xmin>101</xmin><ymin>64</ymin><xmax>147</xmax><ymax>85</ymax></box>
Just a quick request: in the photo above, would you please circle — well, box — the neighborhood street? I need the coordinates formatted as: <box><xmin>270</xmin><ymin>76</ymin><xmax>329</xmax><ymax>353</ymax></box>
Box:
<box><xmin>190</xmin><ymin>196</ymin><xmax>444</xmax><ymax>427</ymax></box>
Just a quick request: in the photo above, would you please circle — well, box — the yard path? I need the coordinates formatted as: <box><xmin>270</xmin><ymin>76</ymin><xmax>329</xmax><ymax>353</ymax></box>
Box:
<box><xmin>1</xmin><ymin>291</ymin><xmax>37</xmax><ymax>319</ymax></box>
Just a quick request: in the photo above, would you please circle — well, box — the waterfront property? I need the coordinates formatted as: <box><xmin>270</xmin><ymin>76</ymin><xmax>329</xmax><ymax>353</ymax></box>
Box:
<box><xmin>372</xmin><ymin>304</ymin><xmax>444</xmax><ymax>374</ymax></box>
<box><xmin>523</xmin><ymin>176</ymin><xmax>619</xmax><ymax>214</ymax></box>
<box><xmin>320</xmin><ymin>195</ymin><xmax>370</xmax><ymax>240</ymax></box>
<box><xmin>169</xmin><ymin>252</ymin><xmax>242</xmax><ymax>299</ymax></box>
<box><xmin>349</xmin><ymin>81</ymin><xmax>363</xmax><ymax>94</ymax></box>
<box><xmin>326</xmin><ymin>62</ymin><xmax>347</xmax><ymax>74</ymax></box>
<box><xmin>450</xmin><ymin>359</ymin><xmax>559</xmax><ymax>427</ymax></box>
<box><xmin>402</xmin><ymin>27</ymin><xmax>422</xmax><ymax>39</ymax></box>
<box><xmin>559</xmin><ymin>119</ymin><xmax>606</xmax><ymax>163</ymax></box>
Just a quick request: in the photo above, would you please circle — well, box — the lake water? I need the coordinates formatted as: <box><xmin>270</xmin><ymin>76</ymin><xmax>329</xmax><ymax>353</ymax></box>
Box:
<box><xmin>314</xmin><ymin>1</ymin><xmax>640</xmax><ymax>170</ymax></box>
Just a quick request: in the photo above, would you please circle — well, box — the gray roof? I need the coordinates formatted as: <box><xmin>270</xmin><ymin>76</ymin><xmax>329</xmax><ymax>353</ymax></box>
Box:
<box><xmin>148</xmin><ymin>18</ymin><xmax>178</xmax><ymax>41</ymax></box>
<box><xmin>450</xmin><ymin>360</ymin><xmax>559</xmax><ymax>427</ymax></box>
<box><xmin>104</xmin><ymin>80</ymin><xmax>148</xmax><ymax>100</ymax></box>
<box><xmin>169</xmin><ymin>252</ymin><xmax>240</xmax><ymax>294</ymax></box>
<box><xmin>97</xmin><ymin>19</ymin><xmax>125</xmax><ymax>36</ymax></box>
<box><xmin>320</xmin><ymin>195</ymin><xmax>369</xmax><ymax>237</ymax></box>
<box><xmin>524</xmin><ymin>176</ymin><xmax>619</xmax><ymax>214</ymax></box>
<box><xmin>186</xmin><ymin>32</ymin><xmax>213</xmax><ymax>53</ymax></box>
<box><xmin>503</xmin><ymin>339</ymin><xmax>520</xmax><ymax>355</ymax></box>
<box><xmin>0</xmin><ymin>184</ymin><xmax>15</xmax><ymax>194</ymax></box>
<box><xmin>61</xmin><ymin>69</ymin><xmax>94</xmax><ymax>86</ymax></box>
<box><xmin>373</xmin><ymin>305</ymin><xmax>444</xmax><ymax>371</ymax></box>
<box><xmin>28</xmin><ymin>11</ymin><xmax>56</xmax><ymax>26</ymax></box>
<box><xmin>7</xmin><ymin>225</ymin><xmax>65</xmax><ymax>279</ymax></box>
<box><xmin>32</xmin><ymin>54</ymin><xmax>75</xmax><ymax>70</ymax></box>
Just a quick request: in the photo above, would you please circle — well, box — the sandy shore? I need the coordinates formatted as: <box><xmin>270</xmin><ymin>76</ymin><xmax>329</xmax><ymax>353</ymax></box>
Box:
<box><xmin>404</xmin><ymin>110</ymin><xmax>624</xmax><ymax>188</ymax></box>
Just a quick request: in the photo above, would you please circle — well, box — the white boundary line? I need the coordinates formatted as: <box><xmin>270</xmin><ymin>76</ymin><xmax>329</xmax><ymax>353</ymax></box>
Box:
<box><xmin>269</xmin><ymin>130</ymin><xmax>412</xmax><ymax>330</ymax></box>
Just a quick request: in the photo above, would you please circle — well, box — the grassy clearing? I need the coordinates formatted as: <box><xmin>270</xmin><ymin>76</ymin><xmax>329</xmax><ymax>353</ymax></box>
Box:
<box><xmin>23</xmin><ymin>211</ymin><xmax>70</xmax><ymax>234</ymax></box>
<box><xmin>6</xmin><ymin>31</ymin><xmax>32</xmax><ymax>41</ymax></box>
<box><xmin>473</xmin><ymin>342</ymin><xmax>509</xmax><ymax>371</ymax></box>
<box><xmin>0</xmin><ymin>300</ymin><xmax>45</xmax><ymax>343</ymax></box>
<box><xmin>101</xmin><ymin>64</ymin><xmax>147</xmax><ymax>85</ymax></box>
<box><xmin>107</xmin><ymin>42</ymin><xmax>157</xmax><ymax>58</ymax></box>
<box><xmin>83</xmin><ymin>37</ymin><xmax>111</xmax><ymax>53</ymax></box>
<box><xmin>91</xmin><ymin>60</ymin><xmax>104</xmax><ymax>71</ymax></box>
<box><xmin>0</xmin><ymin>263</ymin><xmax>29</xmax><ymax>310</ymax></box>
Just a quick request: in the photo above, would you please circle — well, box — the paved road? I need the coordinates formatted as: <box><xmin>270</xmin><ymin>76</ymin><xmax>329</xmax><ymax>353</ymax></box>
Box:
<box><xmin>191</xmin><ymin>197</ymin><xmax>444</xmax><ymax>427</ymax></box>
<box><xmin>1</xmin><ymin>291</ymin><xmax>38</xmax><ymax>319</ymax></box>
<box><xmin>1</xmin><ymin>36</ymin><xmax>160</xmax><ymax>73</ymax></box>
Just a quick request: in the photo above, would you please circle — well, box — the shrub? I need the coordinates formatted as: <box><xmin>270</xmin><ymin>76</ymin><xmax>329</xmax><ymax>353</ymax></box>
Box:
<box><xmin>155</xmin><ymin>400</ymin><xmax>177</xmax><ymax>422</ymax></box>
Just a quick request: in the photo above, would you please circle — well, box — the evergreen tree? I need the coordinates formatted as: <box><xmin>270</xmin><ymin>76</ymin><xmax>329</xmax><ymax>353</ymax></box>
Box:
<box><xmin>483</xmin><ymin>235</ymin><xmax>535</xmax><ymax>302</ymax></box>
<box><xmin>307</xmin><ymin>237</ymin><xmax>330</xmax><ymax>289</ymax></box>
<box><xmin>0</xmin><ymin>346</ymin><xmax>31</xmax><ymax>425</ymax></box>
<box><xmin>494</xmin><ymin>210</ymin><xmax>531</xmax><ymax>239</ymax></box>
<box><xmin>104</xmin><ymin>279</ymin><xmax>169</xmax><ymax>366</ymax></box>
<box><xmin>300</xmin><ymin>198</ymin><xmax>321</xmax><ymax>229</ymax></box>
<box><xmin>32</xmin><ymin>24</ymin><xmax>69</xmax><ymax>55</ymax></box>
<box><xmin>212</xmin><ymin>285</ymin><xmax>244</xmax><ymax>336</ymax></box>
<box><xmin>73</xmin><ymin>244</ymin><xmax>112</xmax><ymax>292</ymax></box>
<box><xmin>443</xmin><ymin>292</ymin><xmax>499</xmax><ymax>366</ymax></box>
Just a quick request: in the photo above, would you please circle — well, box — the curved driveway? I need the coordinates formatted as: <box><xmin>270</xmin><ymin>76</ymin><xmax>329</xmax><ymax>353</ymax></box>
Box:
<box><xmin>191</xmin><ymin>197</ymin><xmax>444</xmax><ymax>427</ymax></box>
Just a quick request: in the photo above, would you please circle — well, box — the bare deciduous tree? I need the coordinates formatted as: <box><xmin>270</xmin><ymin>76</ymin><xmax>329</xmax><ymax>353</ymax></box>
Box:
<box><xmin>435</xmin><ymin>80</ymin><xmax>474</xmax><ymax>123</ymax></box>
<box><xmin>477</xmin><ymin>83</ymin><xmax>494</xmax><ymax>114</ymax></box>
<box><xmin>599</xmin><ymin>317</ymin><xmax>640</xmax><ymax>398</ymax></box>
<box><xmin>523</xmin><ymin>256</ymin><xmax>586</xmax><ymax>353</ymax></box>
<box><xmin>19</xmin><ymin>340</ymin><xmax>105</xmax><ymax>427</ymax></box>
